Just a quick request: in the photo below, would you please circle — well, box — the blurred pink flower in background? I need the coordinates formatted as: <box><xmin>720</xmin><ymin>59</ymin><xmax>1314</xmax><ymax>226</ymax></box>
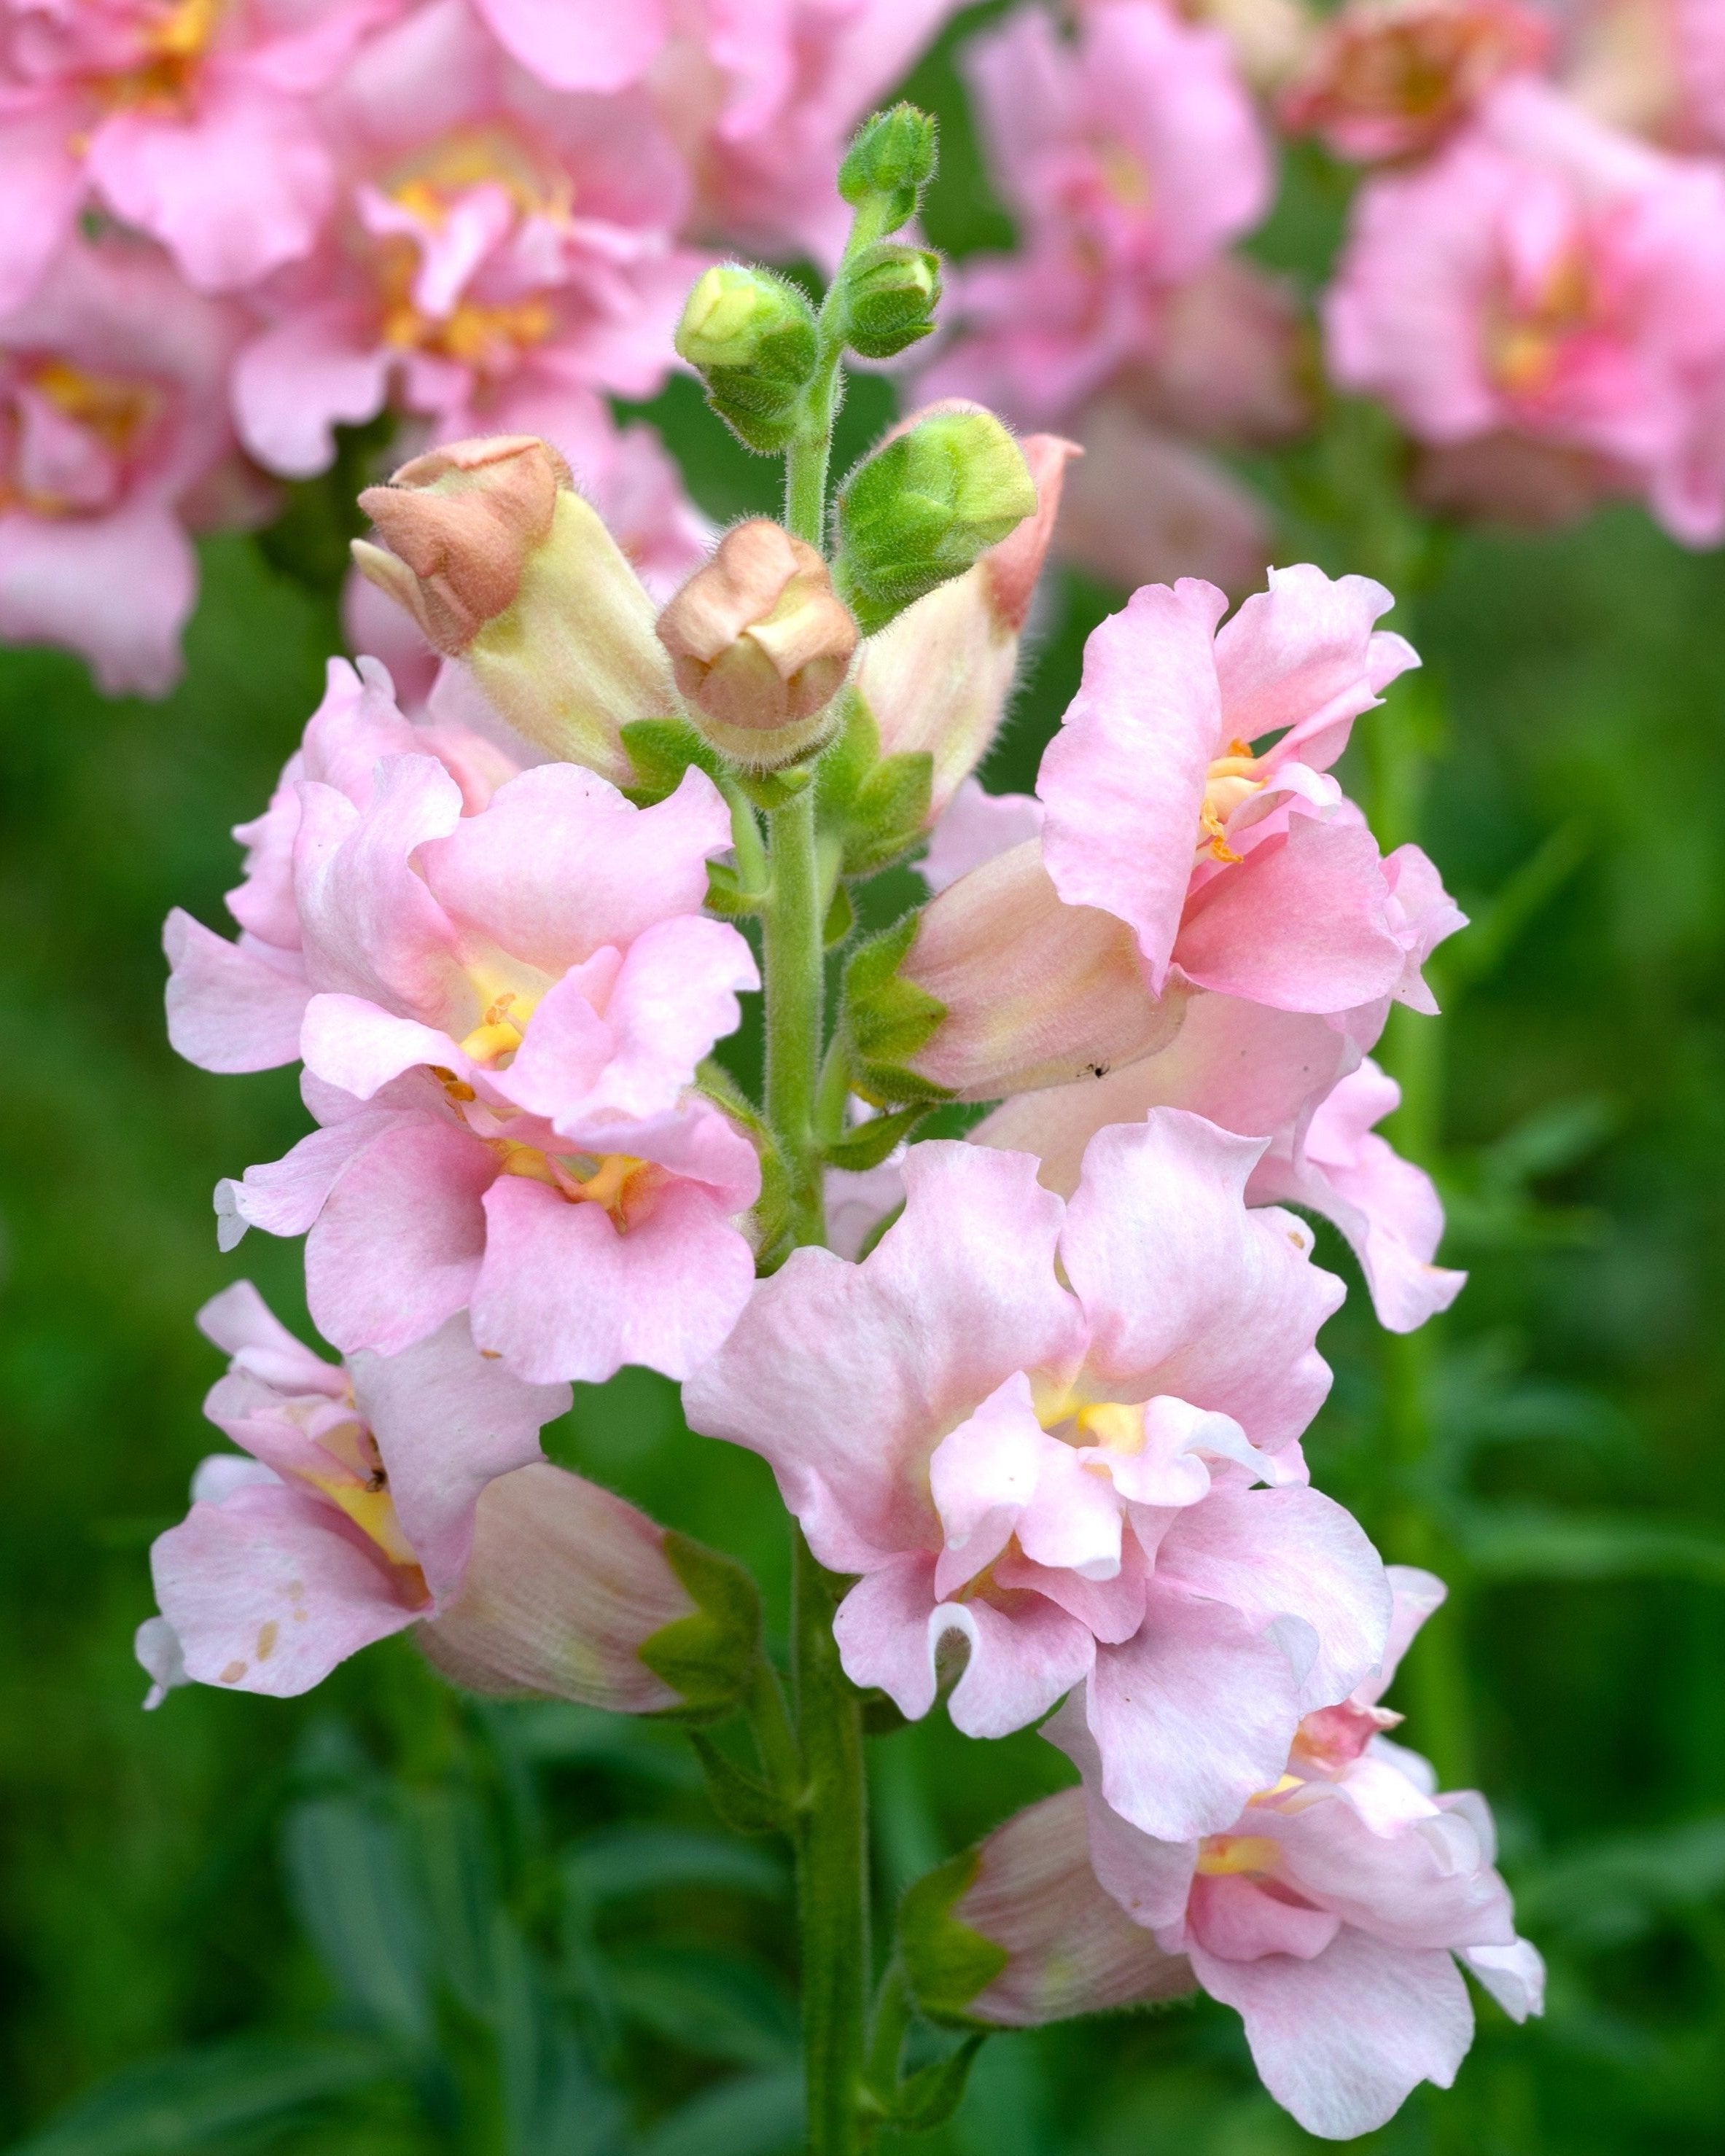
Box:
<box><xmin>0</xmin><ymin>232</ymin><xmax>244</xmax><ymax>692</ymax></box>
<box><xmin>1326</xmin><ymin>76</ymin><xmax>1725</xmax><ymax>542</ymax></box>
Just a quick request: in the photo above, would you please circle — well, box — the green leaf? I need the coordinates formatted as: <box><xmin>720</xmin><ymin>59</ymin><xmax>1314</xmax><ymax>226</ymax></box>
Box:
<box><xmin>1514</xmin><ymin>1815</ymin><xmax>1725</xmax><ymax>1943</ymax></box>
<box><xmin>884</xmin><ymin>2034</ymin><xmax>988</xmax><ymax>2131</ymax></box>
<box><xmin>609</xmin><ymin>1945</ymin><xmax>799</xmax><ymax>2068</ymax></box>
<box><xmin>637</xmin><ymin>2069</ymin><xmax>804</xmax><ymax>2156</ymax></box>
<box><xmin>639</xmin><ymin>1531</ymin><xmax>764</xmax><ymax>1722</ymax></box>
<box><xmin>821</xmin><ymin>1105</ymin><xmax>927</xmax><ymax>1171</ymax></box>
<box><xmin>688</xmin><ymin>1729</ymin><xmax>793</xmax><ymax>1837</ymax></box>
<box><xmin>897</xmin><ymin>1851</ymin><xmax>1010</xmax><ymax>2027</ymax></box>
<box><xmin>563</xmin><ymin>1825</ymin><xmax>789</xmax><ymax>1907</ymax></box>
<box><xmin>6</xmin><ymin>2036</ymin><xmax>402</xmax><ymax>2156</ymax></box>
<box><xmin>283</xmin><ymin>1797</ymin><xmax>433</xmax><ymax>2048</ymax></box>
<box><xmin>620</xmin><ymin>717</ymin><xmax>723</xmax><ymax>806</ymax></box>
<box><xmin>840</xmin><ymin>915</ymin><xmax>950</xmax><ymax>1106</ymax></box>
<box><xmin>823</xmin><ymin>878</ymin><xmax>854</xmax><ymax>948</ymax></box>
<box><xmin>1438</xmin><ymin>819</ymin><xmax>1591</xmax><ymax>997</ymax></box>
<box><xmin>706</xmin><ymin>859</ymin><xmax>758</xmax><ymax>918</ymax></box>
<box><xmin>1457</xmin><ymin>1504</ymin><xmax>1725</xmax><ymax>1585</ymax></box>
<box><xmin>402</xmin><ymin>1786</ymin><xmax>499</xmax><ymax>2020</ymax></box>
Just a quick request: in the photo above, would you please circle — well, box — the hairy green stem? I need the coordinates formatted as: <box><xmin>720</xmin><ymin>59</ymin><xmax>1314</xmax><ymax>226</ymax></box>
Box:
<box><xmin>763</xmin><ymin>783</ymin><xmax>827</xmax><ymax>1248</ymax></box>
<box><xmin>793</xmin><ymin>1528</ymin><xmax>871</xmax><ymax>2156</ymax></box>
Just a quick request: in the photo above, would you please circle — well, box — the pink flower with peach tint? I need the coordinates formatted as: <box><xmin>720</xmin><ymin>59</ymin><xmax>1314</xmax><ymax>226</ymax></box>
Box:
<box><xmin>1280</xmin><ymin>0</ymin><xmax>1554</xmax><ymax>163</ymax></box>
<box><xmin>0</xmin><ymin>232</ymin><xmax>242</xmax><ymax>692</ymax></box>
<box><xmin>1051</xmin><ymin>1566</ymin><xmax>1544</xmax><ymax>2138</ymax></box>
<box><xmin>687</xmin><ymin>1114</ymin><xmax>1391</xmax><ymax>1842</ymax></box>
<box><xmin>232</xmin><ymin>0</ymin><xmax>704</xmax><ymax>480</ymax></box>
<box><xmin>140</xmin><ymin>1278</ymin><xmax>569</xmax><ymax>1700</ymax></box>
<box><xmin>1325</xmin><ymin>77</ymin><xmax>1725</xmax><ymax>544</ymax></box>
<box><xmin>919</xmin><ymin>0</ymin><xmax>1272</xmax><ymax>424</ymax></box>
<box><xmin>1037</xmin><ymin>563</ymin><xmax>1453</xmax><ymax>1021</ymax></box>
<box><xmin>166</xmin><ymin>657</ymin><xmax>762</xmax><ymax>1386</ymax></box>
<box><xmin>0</xmin><ymin>0</ymin><xmax>391</xmax><ymax>309</ymax></box>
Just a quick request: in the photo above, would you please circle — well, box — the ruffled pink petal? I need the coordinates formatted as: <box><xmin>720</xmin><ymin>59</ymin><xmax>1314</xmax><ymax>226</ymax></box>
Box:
<box><xmin>1188</xmin><ymin>1872</ymin><xmax>1342</xmax><ymax>1961</ymax></box>
<box><xmin>418</xmin><ymin>764</ymin><xmax>732</xmax><ymax>977</ymax></box>
<box><xmin>922</xmin><ymin>781</ymin><xmax>1045</xmax><ymax>894</ymax></box>
<box><xmin>1059</xmin><ymin>1111</ymin><xmax>1342</xmax><ymax>1452</ymax></box>
<box><xmin>1154</xmin><ymin>1485</ymin><xmax>1391</xmax><ymax>1713</ymax></box>
<box><xmin>929</xmin><ymin>1371</ymin><xmax>1049</xmax><ymax>1598</ymax></box>
<box><xmin>1460</xmin><ymin>1940</ymin><xmax>1545</xmax><ymax>2020</ymax></box>
<box><xmin>195</xmin><ymin>1279</ymin><xmax>345</xmax><ymax>1397</ymax></box>
<box><xmin>1085</xmin><ymin>1582</ymin><xmax>1304</xmax><ymax>1841</ymax></box>
<box><xmin>164</xmin><ymin>909</ymin><xmax>311</xmax><ymax>1072</ymax></box>
<box><xmin>231</xmin><ymin>305</ymin><xmax>392</xmax><ymax>479</ymax></box>
<box><xmin>350</xmin><ymin>1312</ymin><xmax>569</xmax><ymax>1601</ymax></box>
<box><xmin>941</xmin><ymin>1590</ymin><xmax>1099</xmax><ymax>1738</ymax></box>
<box><xmin>150</xmin><ymin>1480</ymin><xmax>421</xmax><ymax>1698</ymax></box>
<box><xmin>214</xmin><ymin>1102</ymin><xmax>415</xmax><ymax>1251</ymax></box>
<box><xmin>299</xmin><ymin>992</ymin><xmax>464</xmax><ymax>1101</ymax></box>
<box><xmin>1174</xmin><ymin>816</ymin><xmax>1408</xmax><ymax>1014</ymax></box>
<box><xmin>1047</xmin><ymin>1692</ymin><xmax>1201</xmax><ymax>1931</ymax></box>
<box><xmin>1038</xmin><ymin>579</ymin><xmax>1230</xmax><ymax>988</ymax></box>
<box><xmin>305</xmin><ymin>1114</ymin><xmax>492</xmax><ymax>1355</ymax></box>
<box><xmin>1264</xmin><ymin>1789</ymin><xmax>1516</xmax><ymax>1951</ymax></box>
<box><xmin>0</xmin><ymin>101</ymin><xmax>84</xmax><ymax>311</ymax></box>
<box><xmin>86</xmin><ymin>81</ymin><xmax>332</xmax><ymax>292</ymax></box>
<box><xmin>1189</xmin><ymin>1927</ymin><xmax>1474</xmax><ymax>2140</ymax></box>
<box><xmin>1215</xmin><ymin>564</ymin><xmax>1420</xmax><ymax>773</ymax></box>
<box><xmin>470</xmin><ymin>1171</ymin><xmax>756</xmax><ymax>1385</ymax></box>
<box><xmin>684</xmin><ymin>1143</ymin><xmax>1086</xmax><ymax>1574</ymax></box>
<box><xmin>0</xmin><ymin>501</ymin><xmax>194</xmax><ymax>696</ymax></box>
<box><xmin>832</xmin><ymin>1552</ymin><xmax>944</xmax><ymax>1719</ymax></box>
<box><xmin>471</xmin><ymin>0</ymin><xmax>666</xmax><ymax>90</ymax></box>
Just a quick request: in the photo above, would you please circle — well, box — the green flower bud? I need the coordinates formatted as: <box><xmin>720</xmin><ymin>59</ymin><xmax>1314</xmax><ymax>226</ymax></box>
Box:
<box><xmin>838</xmin><ymin>103</ymin><xmax>938</xmax><ymax>230</ymax></box>
<box><xmin>833</xmin><ymin>407</ymin><xmax>1038</xmax><ymax>634</ymax></box>
<box><xmin>674</xmin><ymin>264</ymin><xmax>819</xmax><ymax>454</ymax></box>
<box><xmin>842</xmin><ymin>241</ymin><xmax>942</xmax><ymax>359</ymax></box>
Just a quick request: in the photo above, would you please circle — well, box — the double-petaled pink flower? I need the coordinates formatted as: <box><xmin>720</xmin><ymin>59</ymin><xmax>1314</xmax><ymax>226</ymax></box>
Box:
<box><xmin>165</xmin><ymin>654</ymin><xmax>763</xmax><ymax>1386</ymax></box>
<box><xmin>688</xmin><ymin>1112</ymin><xmax>1393</xmax><ymax>1843</ymax></box>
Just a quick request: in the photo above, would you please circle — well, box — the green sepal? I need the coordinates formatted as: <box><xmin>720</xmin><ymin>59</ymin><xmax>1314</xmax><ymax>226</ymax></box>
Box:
<box><xmin>838</xmin><ymin>103</ymin><xmax>938</xmax><ymax>233</ymax></box>
<box><xmin>898</xmin><ymin>1851</ymin><xmax>1010</xmax><ymax>2028</ymax></box>
<box><xmin>842</xmin><ymin>751</ymin><xmax>933</xmax><ymax>878</ymax></box>
<box><xmin>841</xmin><ymin>915</ymin><xmax>951</xmax><ymax>1106</ymax></box>
<box><xmin>697</xmin><ymin>1060</ymin><xmax>790</xmax><ymax>1262</ymax></box>
<box><xmin>823</xmin><ymin>879</ymin><xmax>855</xmax><ymax>949</ymax></box>
<box><xmin>621</xmin><ymin>716</ymin><xmax>723</xmax><ymax>806</ymax></box>
<box><xmin>687</xmin><ymin>1730</ymin><xmax>793</xmax><ymax>1837</ymax></box>
<box><xmin>883</xmin><ymin>2034</ymin><xmax>989</xmax><ymax>2131</ymax></box>
<box><xmin>841</xmin><ymin>241</ymin><xmax>942</xmax><ymax>361</ymax></box>
<box><xmin>640</xmin><ymin>1532</ymin><xmax>763</xmax><ymax>1725</ymax></box>
<box><xmin>705</xmin><ymin>859</ymin><xmax>758</xmax><ymax>918</ymax></box>
<box><xmin>677</xmin><ymin>265</ymin><xmax>821</xmax><ymax>456</ymax></box>
<box><xmin>736</xmin><ymin>762</ymin><xmax>817</xmax><ymax>811</ymax></box>
<box><xmin>821</xmin><ymin>1104</ymin><xmax>929</xmax><ymax>1172</ymax></box>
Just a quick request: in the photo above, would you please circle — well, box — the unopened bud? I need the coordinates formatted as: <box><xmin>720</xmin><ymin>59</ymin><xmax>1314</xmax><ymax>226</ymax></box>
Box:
<box><xmin>901</xmin><ymin>1790</ymin><xmax>1192</xmax><ymax>2028</ymax></box>
<box><xmin>838</xmin><ymin>103</ymin><xmax>938</xmax><ymax>230</ymax></box>
<box><xmin>419</xmin><ymin>1462</ymin><xmax>759</xmax><ymax>1720</ymax></box>
<box><xmin>834</xmin><ymin>405</ymin><xmax>1037</xmax><ymax>635</ymax></box>
<box><xmin>842</xmin><ymin>241</ymin><xmax>942</xmax><ymax>359</ymax></box>
<box><xmin>844</xmin><ymin>840</ymin><xmax>1187</xmax><ymax>1102</ymax></box>
<box><xmin>354</xmin><ymin>434</ymin><xmax>678</xmax><ymax>787</ymax></box>
<box><xmin>675</xmin><ymin>265</ymin><xmax>820</xmax><ymax>454</ymax></box>
<box><xmin>657</xmin><ymin>520</ymin><xmax>857</xmax><ymax>768</ymax></box>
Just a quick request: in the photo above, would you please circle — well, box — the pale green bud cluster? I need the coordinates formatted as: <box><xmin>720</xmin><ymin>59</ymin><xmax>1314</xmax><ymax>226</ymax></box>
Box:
<box><xmin>838</xmin><ymin>102</ymin><xmax>938</xmax><ymax>230</ymax></box>
<box><xmin>675</xmin><ymin>263</ymin><xmax>820</xmax><ymax>454</ymax></box>
<box><xmin>833</xmin><ymin>410</ymin><xmax>1039</xmax><ymax>634</ymax></box>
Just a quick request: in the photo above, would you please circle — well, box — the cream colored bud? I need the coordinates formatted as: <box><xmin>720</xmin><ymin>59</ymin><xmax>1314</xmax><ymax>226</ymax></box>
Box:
<box><xmin>656</xmin><ymin>520</ymin><xmax>858</xmax><ymax>768</ymax></box>
<box><xmin>354</xmin><ymin>433</ymin><xmax>679</xmax><ymax>785</ymax></box>
<box><xmin>899</xmin><ymin>840</ymin><xmax>1187</xmax><ymax>1099</ymax></box>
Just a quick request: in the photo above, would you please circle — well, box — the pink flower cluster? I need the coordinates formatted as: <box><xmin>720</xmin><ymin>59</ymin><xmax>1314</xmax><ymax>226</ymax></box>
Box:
<box><xmin>0</xmin><ymin>0</ymin><xmax>970</xmax><ymax>692</ymax></box>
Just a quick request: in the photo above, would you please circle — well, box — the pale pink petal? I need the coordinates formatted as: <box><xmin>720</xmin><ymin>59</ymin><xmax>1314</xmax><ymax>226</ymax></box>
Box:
<box><xmin>305</xmin><ymin>1115</ymin><xmax>492</xmax><ymax>1356</ymax></box>
<box><xmin>1215</xmin><ymin>564</ymin><xmax>1419</xmax><ymax>772</ymax></box>
<box><xmin>922</xmin><ymin>781</ymin><xmax>1045</xmax><ymax>894</ymax></box>
<box><xmin>1363</xmin><ymin>1565</ymin><xmax>1449</xmax><ymax>1706</ymax></box>
<box><xmin>1038</xmin><ymin>579</ymin><xmax>1229</xmax><ymax>990</ymax></box>
<box><xmin>1085</xmin><ymin>1584</ymin><xmax>1304</xmax><ymax>1841</ymax></box>
<box><xmin>1383</xmin><ymin>842</ymin><xmax>1469</xmax><ymax>1011</ymax></box>
<box><xmin>1045</xmin><ymin>1691</ymin><xmax>1200</xmax><ymax>1930</ymax></box>
<box><xmin>941</xmin><ymin>1590</ymin><xmax>1098</xmax><ymax>1738</ymax></box>
<box><xmin>1189</xmin><ymin>1928</ymin><xmax>1474</xmax><ymax>2140</ymax></box>
<box><xmin>0</xmin><ymin>501</ymin><xmax>194</xmax><ymax>696</ymax></box>
<box><xmin>1264</xmin><ymin>1792</ymin><xmax>1516</xmax><ymax>1950</ymax></box>
<box><xmin>1188</xmin><ymin>1872</ymin><xmax>1342</xmax><ymax>1961</ymax></box>
<box><xmin>1155</xmin><ymin>1485</ymin><xmax>1391</xmax><ymax>1711</ymax></box>
<box><xmin>929</xmin><ymin>1371</ymin><xmax>1049</xmax><ymax>1598</ymax></box>
<box><xmin>151</xmin><ymin>1481</ymin><xmax>422</xmax><ymax>1698</ymax></box>
<box><xmin>231</xmin><ymin>305</ymin><xmax>391</xmax><ymax>479</ymax></box>
<box><xmin>0</xmin><ymin>103</ymin><xmax>84</xmax><ymax>312</ymax></box>
<box><xmin>214</xmin><ymin>1104</ymin><xmax>413</xmax><ymax>1251</ymax></box>
<box><xmin>1058</xmin><ymin>1112</ymin><xmax>1342</xmax><ymax>1451</ymax></box>
<box><xmin>832</xmin><ymin>1553</ymin><xmax>943</xmax><ymax>1719</ymax></box>
<box><xmin>350</xmin><ymin>1313</ymin><xmax>570</xmax><ymax>1601</ymax></box>
<box><xmin>684</xmin><ymin>1144</ymin><xmax>1086</xmax><ymax>1574</ymax></box>
<box><xmin>136</xmin><ymin>1613</ymin><xmax>187</xmax><ymax>1709</ymax></box>
<box><xmin>471</xmin><ymin>1172</ymin><xmax>756</xmax><ymax>1385</ymax></box>
<box><xmin>1461</xmin><ymin>1940</ymin><xmax>1546</xmax><ymax>2020</ymax></box>
<box><xmin>195</xmin><ymin>1280</ymin><xmax>343</xmax><ymax>1397</ymax></box>
<box><xmin>299</xmin><ymin>992</ymin><xmax>463</xmax><ymax>1101</ymax></box>
<box><xmin>164</xmin><ymin>909</ymin><xmax>311</xmax><ymax>1072</ymax></box>
<box><xmin>472</xmin><ymin>0</ymin><xmax>666</xmax><ymax>90</ymax></box>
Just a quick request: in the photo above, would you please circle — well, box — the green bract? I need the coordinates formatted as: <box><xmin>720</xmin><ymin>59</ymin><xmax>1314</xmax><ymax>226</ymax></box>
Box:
<box><xmin>841</xmin><ymin>242</ymin><xmax>943</xmax><ymax>359</ymax></box>
<box><xmin>837</xmin><ymin>102</ymin><xmax>938</xmax><ymax>230</ymax></box>
<box><xmin>675</xmin><ymin>264</ymin><xmax>821</xmax><ymax>454</ymax></box>
<box><xmin>833</xmin><ymin>410</ymin><xmax>1038</xmax><ymax>634</ymax></box>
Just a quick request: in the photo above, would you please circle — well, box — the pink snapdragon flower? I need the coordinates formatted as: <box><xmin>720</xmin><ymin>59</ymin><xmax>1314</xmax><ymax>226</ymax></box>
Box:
<box><xmin>1052</xmin><ymin>1566</ymin><xmax>1544</xmax><ymax>2138</ymax></box>
<box><xmin>165</xmin><ymin>656</ymin><xmax>763</xmax><ymax>1386</ymax></box>
<box><xmin>1037</xmin><ymin>563</ymin><xmax>1460</xmax><ymax>1024</ymax></box>
<box><xmin>1325</xmin><ymin>77</ymin><xmax>1725</xmax><ymax>544</ymax></box>
<box><xmin>232</xmin><ymin>0</ymin><xmax>704</xmax><ymax>480</ymax></box>
<box><xmin>0</xmin><ymin>233</ymin><xmax>243</xmax><ymax>693</ymax></box>
<box><xmin>138</xmin><ymin>1278</ymin><xmax>569</xmax><ymax>1700</ymax></box>
<box><xmin>920</xmin><ymin>0</ymin><xmax>1272</xmax><ymax>423</ymax></box>
<box><xmin>687</xmin><ymin>1114</ymin><xmax>1393</xmax><ymax>1843</ymax></box>
<box><xmin>0</xmin><ymin>0</ymin><xmax>392</xmax><ymax>310</ymax></box>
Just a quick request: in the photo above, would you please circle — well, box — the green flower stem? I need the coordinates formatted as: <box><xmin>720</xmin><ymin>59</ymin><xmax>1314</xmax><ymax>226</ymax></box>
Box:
<box><xmin>746</xmin><ymin>1652</ymin><xmax>804</xmax><ymax>1805</ymax></box>
<box><xmin>763</xmin><ymin>781</ymin><xmax>827</xmax><ymax>1249</ymax></box>
<box><xmin>793</xmin><ymin>1527</ymin><xmax>871</xmax><ymax>2156</ymax></box>
<box><xmin>785</xmin><ymin>195</ymin><xmax>897</xmax><ymax>547</ymax></box>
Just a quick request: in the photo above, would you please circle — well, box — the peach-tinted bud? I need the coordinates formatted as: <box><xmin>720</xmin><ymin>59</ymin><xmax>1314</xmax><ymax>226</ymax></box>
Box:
<box><xmin>900</xmin><ymin>840</ymin><xmax>1188</xmax><ymax>1099</ymax></box>
<box><xmin>854</xmin><ymin>434</ymin><xmax>1078</xmax><ymax>823</ymax></box>
<box><xmin>418</xmin><ymin>1463</ymin><xmax>694</xmax><ymax>1713</ymax></box>
<box><xmin>904</xmin><ymin>1789</ymin><xmax>1194</xmax><ymax>2028</ymax></box>
<box><xmin>655</xmin><ymin>519</ymin><xmax>857</xmax><ymax>765</ymax></box>
<box><xmin>354</xmin><ymin>434</ymin><xmax>678</xmax><ymax>786</ymax></box>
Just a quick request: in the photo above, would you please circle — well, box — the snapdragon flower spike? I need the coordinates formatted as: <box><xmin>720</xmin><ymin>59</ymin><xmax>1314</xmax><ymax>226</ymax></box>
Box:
<box><xmin>139</xmin><ymin>1281</ymin><xmax>569</xmax><ymax>1700</ymax></box>
<box><xmin>1037</xmin><ymin>563</ymin><xmax>1460</xmax><ymax>1019</ymax></box>
<box><xmin>166</xmin><ymin>657</ymin><xmax>762</xmax><ymax>1386</ymax></box>
<box><xmin>686</xmin><ymin>1112</ymin><xmax>1392</xmax><ymax>1843</ymax></box>
<box><xmin>1046</xmin><ymin>1567</ymin><xmax>1545</xmax><ymax>2139</ymax></box>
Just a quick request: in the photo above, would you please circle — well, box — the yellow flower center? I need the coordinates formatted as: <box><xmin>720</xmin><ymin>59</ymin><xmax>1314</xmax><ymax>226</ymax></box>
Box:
<box><xmin>1</xmin><ymin>359</ymin><xmax>161</xmax><ymax>517</ymax></box>
<box><xmin>294</xmin><ymin>1414</ymin><xmax>423</xmax><ymax>1573</ymax></box>
<box><xmin>1199</xmin><ymin>742</ymin><xmax>1265</xmax><ymax>864</ymax></box>
<box><xmin>84</xmin><ymin>0</ymin><xmax>226</xmax><ymax>113</ymax></box>
<box><xmin>1196</xmin><ymin>1833</ymin><xmax>1281</xmax><ymax>1878</ymax></box>
<box><xmin>1487</xmin><ymin>249</ymin><xmax>1595</xmax><ymax>399</ymax></box>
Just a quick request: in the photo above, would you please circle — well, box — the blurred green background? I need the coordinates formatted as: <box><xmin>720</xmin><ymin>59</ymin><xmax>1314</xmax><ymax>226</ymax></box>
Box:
<box><xmin>4</xmin><ymin>9</ymin><xmax>1725</xmax><ymax>2152</ymax></box>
